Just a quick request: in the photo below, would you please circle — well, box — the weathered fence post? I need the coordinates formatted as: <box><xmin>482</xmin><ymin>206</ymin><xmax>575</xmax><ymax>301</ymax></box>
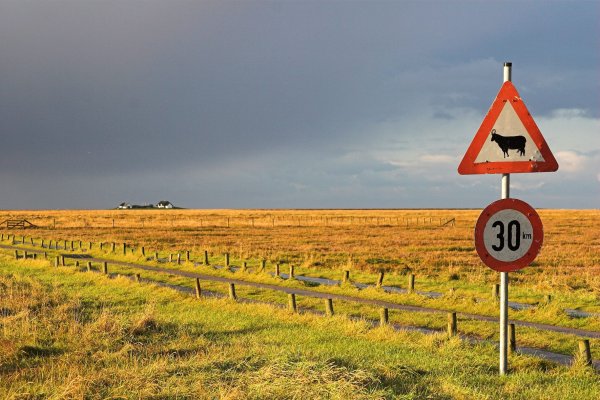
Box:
<box><xmin>408</xmin><ymin>273</ymin><xmax>415</xmax><ymax>293</ymax></box>
<box><xmin>33</xmin><ymin>253</ymin><xmax>37</xmax><ymax>260</ymax></box>
<box><xmin>204</xmin><ymin>250</ymin><xmax>209</xmax><ymax>265</ymax></box>
<box><xmin>195</xmin><ymin>278</ymin><xmax>201</xmax><ymax>298</ymax></box>
<box><xmin>89</xmin><ymin>241</ymin><xmax>93</xmax><ymax>250</ymax></box>
<box><xmin>288</xmin><ymin>293</ymin><xmax>297</xmax><ymax>313</ymax></box>
<box><xmin>169</xmin><ymin>254</ymin><xmax>173</xmax><ymax>262</ymax></box>
<box><xmin>544</xmin><ymin>294</ymin><xmax>552</xmax><ymax>304</ymax></box>
<box><xmin>103</xmin><ymin>262</ymin><xmax>108</xmax><ymax>274</ymax></box>
<box><xmin>289</xmin><ymin>265</ymin><xmax>295</xmax><ymax>279</ymax></box>
<box><xmin>177</xmin><ymin>253</ymin><xmax>181</xmax><ymax>265</ymax></box>
<box><xmin>70</xmin><ymin>241</ymin><xmax>74</xmax><ymax>251</ymax></box>
<box><xmin>492</xmin><ymin>284</ymin><xmax>500</xmax><ymax>302</ymax></box>
<box><xmin>86</xmin><ymin>261</ymin><xmax>92</xmax><ymax>271</ymax></box>
<box><xmin>325</xmin><ymin>298</ymin><xmax>334</xmax><ymax>316</ymax></box>
<box><xmin>135</xmin><ymin>273</ymin><xmax>141</xmax><ymax>282</ymax></box>
<box><xmin>342</xmin><ymin>270</ymin><xmax>350</xmax><ymax>283</ymax></box>
<box><xmin>578</xmin><ymin>339</ymin><xmax>592</xmax><ymax>367</ymax></box>
<box><xmin>275</xmin><ymin>263</ymin><xmax>280</xmax><ymax>277</ymax></box>
<box><xmin>509</xmin><ymin>323</ymin><xmax>516</xmax><ymax>354</ymax></box>
<box><xmin>380</xmin><ymin>308</ymin><xmax>389</xmax><ymax>326</ymax></box>
<box><xmin>75</xmin><ymin>261</ymin><xmax>80</xmax><ymax>267</ymax></box>
<box><xmin>228</xmin><ymin>283</ymin><xmax>237</xmax><ymax>300</ymax></box>
<box><xmin>122</xmin><ymin>243</ymin><xmax>126</xmax><ymax>255</ymax></box>
<box><xmin>100</xmin><ymin>242</ymin><xmax>104</xmax><ymax>250</ymax></box>
<box><xmin>154</xmin><ymin>251</ymin><xmax>159</xmax><ymax>261</ymax></box>
<box><xmin>141</xmin><ymin>247</ymin><xmax>145</xmax><ymax>257</ymax></box>
<box><xmin>54</xmin><ymin>256</ymin><xmax>59</xmax><ymax>267</ymax></box>
<box><xmin>186</xmin><ymin>251</ymin><xmax>190</xmax><ymax>262</ymax></box>
<box><xmin>61</xmin><ymin>256</ymin><xmax>65</xmax><ymax>266</ymax></box>
<box><xmin>111</xmin><ymin>242</ymin><xmax>116</xmax><ymax>252</ymax></box>
<box><xmin>241</xmin><ymin>261</ymin><xmax>247</xmax><ymax>272</ymax></box>
<box><xmin>447</xmin><ymin>312</ymin><xmax>457</xmax><ymax>337</ymax></box>
<box><xmin>376</xmin><ymin>271</ymin><xmax>384</xmax><ymax>288</ymax></box>
<box><xmin>260</xmin><ymin>259</ymin><xmax>266</xmax><ymax>273</ymax></box>
<box><xmin>225</xmin><ymin>253</ymin><xmax>230</xmax><ymax>267</ymax></box>
<box><xmin>14</xmin><ymin>250</ymin><xmax>18</xmax><ymax>259</ymax></box>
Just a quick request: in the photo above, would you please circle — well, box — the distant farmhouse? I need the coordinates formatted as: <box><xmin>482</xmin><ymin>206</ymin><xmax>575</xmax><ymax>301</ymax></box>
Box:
<box><xmin>156</xmin><ymin>200</ymin><xmax>174</xmax><ymax>209</ymax></box>
<box><xmin>116</xmin><ymin>201</ymin><xmax>178</xmax><ymax>210</ymax></box>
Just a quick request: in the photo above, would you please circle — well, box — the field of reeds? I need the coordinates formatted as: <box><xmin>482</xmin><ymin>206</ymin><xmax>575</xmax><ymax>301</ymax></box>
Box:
<box><xmin>0</xmin><ymin>208</ymin><xmax>598</xmax><ymax>398</ymax></box>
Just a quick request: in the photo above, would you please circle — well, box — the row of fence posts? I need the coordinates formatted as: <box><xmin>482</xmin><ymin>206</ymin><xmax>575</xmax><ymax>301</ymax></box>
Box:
<box><xmin>16</xmin><ymin>216</ymin><xmax>456</xmax><ymax>229</ymax></box>
<box><xmin>6</xmin><ymin>233</ymin><xmax>595</xmax><ymax>368</ymax></box>
<box><xmin>8</xmin><ymin>233</ymin><xmax>559</xmax><ymax>303</ymax></box>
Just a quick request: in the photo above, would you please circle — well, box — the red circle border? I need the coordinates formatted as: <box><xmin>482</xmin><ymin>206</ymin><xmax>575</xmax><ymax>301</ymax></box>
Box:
<box><xmin>474</xmin><ymin>198</ymin><xmax>543</xmax><ymax>272</ymax></box>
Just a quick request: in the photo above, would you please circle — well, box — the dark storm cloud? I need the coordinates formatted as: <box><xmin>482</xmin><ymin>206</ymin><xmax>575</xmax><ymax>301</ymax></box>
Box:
<box><xmin>0</xmin><ymin>1</ymin><xmax>598</xmax><ymax>209</ymax></box>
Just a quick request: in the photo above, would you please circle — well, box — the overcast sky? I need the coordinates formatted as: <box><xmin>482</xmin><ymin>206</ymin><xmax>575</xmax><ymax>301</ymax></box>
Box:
<box><xmin>1</xmin><ymin>0</ymin><xmax>598</xmax><ymax>209</ymax></box>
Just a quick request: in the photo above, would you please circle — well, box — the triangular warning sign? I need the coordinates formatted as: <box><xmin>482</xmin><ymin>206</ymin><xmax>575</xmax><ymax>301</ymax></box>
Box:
<box><xmin>458</xmin><ymin>81</ymin><xmax>558</xmax><ymax>174</ymax></box>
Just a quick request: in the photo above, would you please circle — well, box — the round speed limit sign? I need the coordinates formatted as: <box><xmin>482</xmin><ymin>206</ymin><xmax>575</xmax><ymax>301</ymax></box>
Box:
<box><xmin>475</xmin><ymin>198</ymin><xmax>543</xmax><ymax>272</ymax></box>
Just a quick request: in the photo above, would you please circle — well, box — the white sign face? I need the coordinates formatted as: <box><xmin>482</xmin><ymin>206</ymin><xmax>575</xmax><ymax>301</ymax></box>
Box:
<box><xmin>483</xmin><ymin>209</ymin><xmax>534</xmax><ymax>263</ymax></box>
<box><xmin>474</xmin><ymin>102</ymin><xmax>545</xmax><ymax>164</ymax></box>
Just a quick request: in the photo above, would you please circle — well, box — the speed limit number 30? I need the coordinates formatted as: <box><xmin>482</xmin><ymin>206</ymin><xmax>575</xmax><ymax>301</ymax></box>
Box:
<box><xmin>475</xmin><ymin>198</ymin><xmax>543</xmax><ymax>272</ymax></box>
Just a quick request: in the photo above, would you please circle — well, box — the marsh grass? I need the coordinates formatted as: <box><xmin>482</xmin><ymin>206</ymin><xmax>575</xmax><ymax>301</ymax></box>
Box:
<box><xmin>1</xmin><ymin>259</ymin><xmax>599</xmax><ymax>399</ymax></box>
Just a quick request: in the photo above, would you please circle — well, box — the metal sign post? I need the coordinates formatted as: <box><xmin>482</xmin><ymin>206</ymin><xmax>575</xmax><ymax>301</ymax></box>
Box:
<box><xmin>499</xmin><ymin>63</ymin><xmax>511</xmax><ymax>375</ymax></box>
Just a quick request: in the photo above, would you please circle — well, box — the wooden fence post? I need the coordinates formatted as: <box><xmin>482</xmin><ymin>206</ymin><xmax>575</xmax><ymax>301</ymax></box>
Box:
<box><xmin>544</xmin><ymin>294</ymin><xmax>552</xmax><ymax>304</ymax></box>
<box><xmin>376</xmin><ymin>271</ymin><xmax>384</xmax><ymax>288</ymax></box>
<box><xmin>169</xmin><ymin>254</ymin><xmax>173</xmax><ymax>262</ymax></box>
<box><xmin>100</xmin><ymin>242</ymin><xmax>104</xmax><ymax>250</ymax></box>
<box><xmin>86</xmin><ymin>262</ymin><xmax>92</xmax><ymax>272</ymax></box>
<box><xmin>228</xmin><ymin>283</ymin><xmax>237</xmax><ymax>300</ymax></box>
<box><xmin>225</xmin><ymin>253</ymin><xmax>230</xmax><ymax>267</ymax></box>
<box><xmin>342</xmin><ymin>270</ymin><xmax>350</xmax><ymax>283</ymax></box>
<box><xmin>70</xmin><ymin>241</ymin><xmax>74</xmax><ymax>251</ymax></box>
<box><xmin>75</xmin><ymin>261</ymin><xmax>80</xmax><ymax>267</ymax></box>
<box><xmin>260</xmin><ymin>259</ymin><xmax>266</xmax><ymax>273</ymax></box>
<box><xmin>288</xmin><ymin>293</ymin><xmax>297</xmax><ymax>313</ymax></box>
<box><xmin>154</xmin><ymin>251</ymin><xmax>159</xmax><ymax>261</ymax></box>
<box><xmin>380</xmin><ymin>308</ymin><xmax>389</xmax><ymax>326</ymax></box>
<box><xmin>492</xmin><ymin>284</ymin><xmax>500</xmax><ymax>302</ymax></box>
<box><xmin>578</xmin><ymin>340</ymin><xmax>592</xmax><ymax>367</ymax></box>
<box><xmin>14</xmin><ymin>250</ymin><xmax>18</xmax><ymax>259</ymax></box>
<box><xmin>509</xmin><ymin>323</ymin><xmax>516</xmax><ymax>354</ymax></box>
<box><xmin>89</xmin><ymin>241</ymin><xmax>93</xmax><ymax>250</ymax></box>
<box><xmin>54</xmin><ymin>256</ymin><xmax>59</xmax><ymax>267</ymax></box>
<box><xmin>204</xmin><ymin>250</ymin><xmax>209</xmax><ymax>265</ymax></box>
<box><xmin>275</xmin><ymin>263</ymin><xmax>280</xmax><ymax>277</ymax></box>
<box><xmin>289</xmin><ymin>265</ymin><xmax>295</xmax><ymax>279</ymax></box>
<box><xmin>408</xmin><ymin>273</ymin><xmax>415</xmax><ymax>293</ymax></box>
<box><xmin>111</xmin><ymin>242</ymin><xmax>116</xmax><ymax>252</ymax></box>
<box><xmin>186</xmin><ymin>251</ymin><xmax>190</xmax><ymax>262</ymax></box>
<box><xmin>61</xmin><ymin>256</ymin><xmax>65</xmax><ymax>266</ymax></box>
<box><xmin>135</xmin><ymin>273</ymin><xmax>141</xmax><ymax>282</ymax></box>
<box><xmin>177</xmin><ymin>253</ymin><xmax>181</xmax><ymax>265</ymax></box>
<box><xmin>103</xmin><ymin>262</ymin><xmax>108</xmax><ymax>274</ymax></box>
<box><xmin>195</xmin><ymin>278</ymin><xmax>201</xmax><ymax>298</ymax></box>
<box><xmin>141</xmin><ymin>247</ymin><xmax>145</xmax><ymax>257</ymax></box>
<box><xmin>241</xmin><ymin>261</ymin><xmax>247</xmax><ymax>272</ymax></box>
<box><xmin>325</xmin><ymin>298</ymin><xmax>334</xmax><ymax>316</ymax></box>
<box><xmin>122</xmin><ymin>243</ymin><xmax>126</xmax><ymax>255</ymax></box>
<box><xmin>447</xmin><ymin>312</ymin><xmax>457</xmax><ymax>337</ymax></box>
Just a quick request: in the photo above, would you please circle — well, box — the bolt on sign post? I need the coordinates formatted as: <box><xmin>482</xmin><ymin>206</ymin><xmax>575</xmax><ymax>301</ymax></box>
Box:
<box><xmin>458</xmin><ymin>62</ymin><xmax>558</xmax><ymax>375</ymax></box>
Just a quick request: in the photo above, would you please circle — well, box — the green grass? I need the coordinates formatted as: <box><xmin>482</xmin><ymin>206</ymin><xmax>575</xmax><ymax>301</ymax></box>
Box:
<box><xmin>1</xmin><ymin>256</ymin><xmax>599</xmax><ymax>399</ymax></box>
<box><xmin>4</xmin><ymin>243</ymin><xmax>600</xmax><ymax>362</ymax></box>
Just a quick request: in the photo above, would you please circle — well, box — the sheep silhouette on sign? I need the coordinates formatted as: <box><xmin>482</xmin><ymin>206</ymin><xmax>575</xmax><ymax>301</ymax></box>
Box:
<box><xmin>490</xmin><ymin>129</ymin><xmax>526</xmax><ymax>158</ymax></box>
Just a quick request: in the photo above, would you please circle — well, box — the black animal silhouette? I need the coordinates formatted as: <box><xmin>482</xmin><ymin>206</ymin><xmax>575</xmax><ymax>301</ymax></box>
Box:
<box><xmin>490</xmin><ymin>129</ymin><xmax>526</xmax><ymax>158</ymax></box>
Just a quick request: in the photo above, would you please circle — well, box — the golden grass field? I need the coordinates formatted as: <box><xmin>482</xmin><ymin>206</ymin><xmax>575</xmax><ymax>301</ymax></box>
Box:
<box><xmin>1</xmin><ymin>209</ymin><xmax>599</xmax><ymax>398</ymax></box>
<box><xmin>1</xmin><ymin>208</ymin><xmax>599</xmax><ymax>293</ymax></box>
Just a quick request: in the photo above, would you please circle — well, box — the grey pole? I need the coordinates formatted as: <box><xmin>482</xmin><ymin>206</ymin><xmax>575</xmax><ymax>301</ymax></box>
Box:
<box><xmin>499</xmin><ymin>61</ymin><xmax>512</xmax><ymax>376</ymax></box>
